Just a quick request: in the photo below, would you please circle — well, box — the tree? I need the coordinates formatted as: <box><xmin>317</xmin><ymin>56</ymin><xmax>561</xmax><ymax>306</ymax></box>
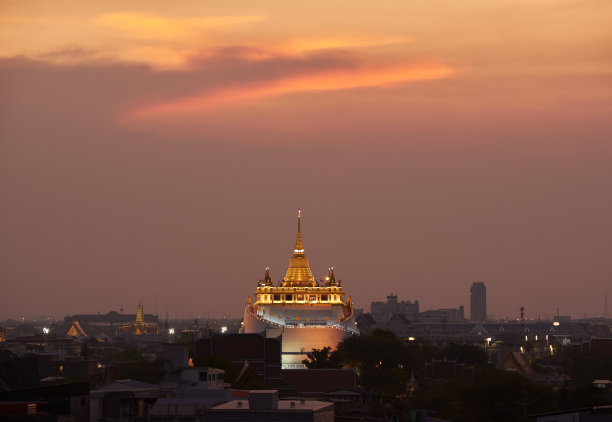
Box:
<box><xmin>337</xmin><ymin>329</ymin><xmax>410</xmax><ymax>397</ymax></box>
<box><xmin>442</xmin><ymin>343</ymin><xmax>488</xmax><ymax>367</ymax></box>
<box><xmin>302</xmin><ymin>347</ymin><xmax>342</xmax><ymax>368</ymax></box>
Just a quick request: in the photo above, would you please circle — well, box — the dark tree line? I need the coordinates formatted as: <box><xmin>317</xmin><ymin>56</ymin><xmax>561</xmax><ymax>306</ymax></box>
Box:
<box><xmin>302</xmin><ymin>329</ymin><xmax>612</xmax><ymax>421</ymax></box>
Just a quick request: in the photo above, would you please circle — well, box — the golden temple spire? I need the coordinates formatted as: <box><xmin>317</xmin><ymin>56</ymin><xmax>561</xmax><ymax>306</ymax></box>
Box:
<box><xmin>294</xmin><ymin>209</ymin><xmax>304</xmax><ymax>252</ymax></box>
<box><xmin>283</xmin><ymin>210</ymin><xmax>315</xmax><ymax>287</ymax></box>
<box><xmin>135</xmin><ymin>304</ymin><xmax>145</xmax><ymax>325</ymax></box>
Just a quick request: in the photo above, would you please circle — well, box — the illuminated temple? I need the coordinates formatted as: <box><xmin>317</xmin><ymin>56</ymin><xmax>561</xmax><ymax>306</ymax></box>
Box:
<box><xmin>118</xmin><ymin>304</ymin><xmax>159</xmax><ymax>335</ymax></box>
<box><xmin>240</xmin><ymin>211</ymin><xmax>358</xmax><ymax>368</ymax></box>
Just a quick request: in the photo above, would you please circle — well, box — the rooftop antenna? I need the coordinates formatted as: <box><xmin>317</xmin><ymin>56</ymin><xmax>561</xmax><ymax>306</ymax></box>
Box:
<box><xmin>520</xmin><ymin>306</ymin><xmax>525</xmax><ymax>328</ymax></box>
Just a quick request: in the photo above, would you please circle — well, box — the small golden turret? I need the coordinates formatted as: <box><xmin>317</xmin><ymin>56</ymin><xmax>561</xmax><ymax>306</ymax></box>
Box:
<box><xmin>263</xmin><ymin>267</ymin><xmax>272</xmax><ymax>286</ymax></box>
<box><xmin>326</xmin><ymin>267</ymin><xmax>337</xmax><ymax>286</ymax></box>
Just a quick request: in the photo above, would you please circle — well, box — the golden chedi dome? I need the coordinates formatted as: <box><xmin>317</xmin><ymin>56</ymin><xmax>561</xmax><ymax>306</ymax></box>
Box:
<box><xmin>283</xmin><ymin>210</ymin><xmax>316</xmax><ymax>287</ymax></box>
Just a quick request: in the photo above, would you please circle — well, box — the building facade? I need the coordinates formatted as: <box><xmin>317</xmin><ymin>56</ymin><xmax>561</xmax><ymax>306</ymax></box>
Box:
<box><xmin>370</xmin><ymin>293</ymin><xmax>419</xmax><ymax>323</ymax></box>
<box><xmin>470</xmin><ymin>282</ymin><xmax>487</xmax><ymax>322</ymax></box>
<box><xmin>240</xmin><ymin>211</ymin><xmax>358</xmax><ymax>368</ymax></box>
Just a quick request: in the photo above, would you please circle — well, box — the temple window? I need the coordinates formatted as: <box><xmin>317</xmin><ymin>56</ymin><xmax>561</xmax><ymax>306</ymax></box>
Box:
<box><xmin>285</xmin><ymin>294</ymin><xmax>292</xmax><ymax>301</ymax></box>
<box><xmin>321</xmin><ymin>295</ymin><xmax>328</xmax><ymax>301</ymax></box>
<box><xmin>274</xmin><ymin>294</ymin><xmax>281</xmax><ymax>301</ymax></box>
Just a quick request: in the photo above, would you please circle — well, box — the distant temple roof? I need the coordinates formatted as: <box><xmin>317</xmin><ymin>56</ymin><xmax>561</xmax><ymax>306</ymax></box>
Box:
<box><xmin>64</xmin><ymin>310</ymin><xmax>159</xmax><ymax>324</ymax></box>
<box><xmin>66</xmin><ymin>320</ymin><xmax>87</xmax><ymax>337</ymax></box>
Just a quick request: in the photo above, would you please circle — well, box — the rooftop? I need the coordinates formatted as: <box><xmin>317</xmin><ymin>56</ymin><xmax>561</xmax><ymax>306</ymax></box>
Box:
<box><xmin>209</xmin><ymin>399</ymin><xmax>333</xmax><ymax>412</ymax></box>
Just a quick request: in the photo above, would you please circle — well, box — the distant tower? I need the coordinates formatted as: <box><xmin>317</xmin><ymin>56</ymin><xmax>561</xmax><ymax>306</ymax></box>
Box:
<box><xmin>470</xmin><ymin>282</ymin><xmax>487</xmax><ymax>322</ymax></box>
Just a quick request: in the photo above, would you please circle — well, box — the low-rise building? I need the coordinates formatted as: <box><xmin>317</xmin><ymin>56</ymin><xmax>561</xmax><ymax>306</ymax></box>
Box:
<box><xmin>205</xmin><ymin>390</ymin><xmax>334</xmax><ymax>422</ymax></box>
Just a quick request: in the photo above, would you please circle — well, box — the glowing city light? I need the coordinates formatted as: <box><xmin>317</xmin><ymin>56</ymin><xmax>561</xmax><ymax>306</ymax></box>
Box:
<box><xmin>553</xmin><ymin>321</ymin><xmax>560</xmax><ymax>326</ymax></box>
<box><xmin>169</xmin><ymin>328</ymin><xmax>175</xmax><ymax>335</ymax></box>
<box><xmin>221</xmin><ymin>326</ymin><xmax>228</xmax><ymax>333</ymax></box>
<box><xmin>408</xmin><ymin>337</ymin><xmax>415</xmax><ymax>341</ymax></box>
<box><xmin>42</xmin><ymin>327</ymin><xmax>50</xmax><ymax>334</ymax></box>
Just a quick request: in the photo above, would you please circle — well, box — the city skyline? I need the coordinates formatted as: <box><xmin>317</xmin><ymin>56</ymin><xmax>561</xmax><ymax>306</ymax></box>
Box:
<box><xmin>1</xmin><ymin>210</ymin><xmax>609</xmax><ymax>322</ymax></box>
<box><xmin>2</xmin><ymin>1</ymin><xmax>612</xmax><ymax>321</ymax></box>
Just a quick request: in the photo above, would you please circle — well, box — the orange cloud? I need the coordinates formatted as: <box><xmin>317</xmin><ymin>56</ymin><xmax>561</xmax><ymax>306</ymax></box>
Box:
<box><xmin>91</xmin><ymin>12</ymin><xmax>265</xmax><ymax>39</ymax></box>
<box><xmin>280</xmin><ymin>35</ymin><xmax>409</xmax><ymax>54</ymax></box>
<box><xmin>123</xmin><ymin>64</ymin><xmax>455</xmax><ymax>119</ymax></box>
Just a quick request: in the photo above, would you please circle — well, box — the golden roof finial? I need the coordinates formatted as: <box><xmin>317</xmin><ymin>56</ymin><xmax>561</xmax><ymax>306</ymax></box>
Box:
<box><xmin>295</xmin><ymin>209</ymin><xmax>304</xmax><ymax>252</ymax></box>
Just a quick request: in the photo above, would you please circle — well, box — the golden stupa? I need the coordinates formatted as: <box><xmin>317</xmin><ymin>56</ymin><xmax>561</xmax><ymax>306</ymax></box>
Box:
<box><xmin>283</xmin><ymin>210</ymin><xmax>316</xmax><ymax>287</ymax></box>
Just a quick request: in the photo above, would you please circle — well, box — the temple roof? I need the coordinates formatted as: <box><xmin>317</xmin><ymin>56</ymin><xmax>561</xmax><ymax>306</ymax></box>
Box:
<box><xmin>283</xmin><ymin>210</ymin><xmax>316</xmax><ymax>287</ymax></box>
<box><xmin>66</xmin><ymin>320</ymin><xmax>87</xmax><ymax>337</ymax></box>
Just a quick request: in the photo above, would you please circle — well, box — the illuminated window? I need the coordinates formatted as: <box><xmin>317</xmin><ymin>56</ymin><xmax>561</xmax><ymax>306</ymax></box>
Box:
<box><xmin>309</xmin><ymin>295</ymin><xmax>316</xmax><ymax>301</ymax></box>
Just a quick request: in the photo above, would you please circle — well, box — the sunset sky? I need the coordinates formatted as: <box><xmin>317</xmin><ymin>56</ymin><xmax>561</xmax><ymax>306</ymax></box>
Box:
<box><xmin>1</xmin><ymin>0</ymin><xmax>611</xmax><ymax>321</ymax></box>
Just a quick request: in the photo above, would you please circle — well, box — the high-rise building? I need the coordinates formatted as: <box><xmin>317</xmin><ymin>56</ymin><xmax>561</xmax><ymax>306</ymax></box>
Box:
<box><xmin>240</xmin><ymin>211</ymin><xmax>358</xmax><ymax>368</ymax></box>
<box><xmin>470</xmin><ymin>282</ymin><xmax>487</xmax><ymax>322</ymax></box>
